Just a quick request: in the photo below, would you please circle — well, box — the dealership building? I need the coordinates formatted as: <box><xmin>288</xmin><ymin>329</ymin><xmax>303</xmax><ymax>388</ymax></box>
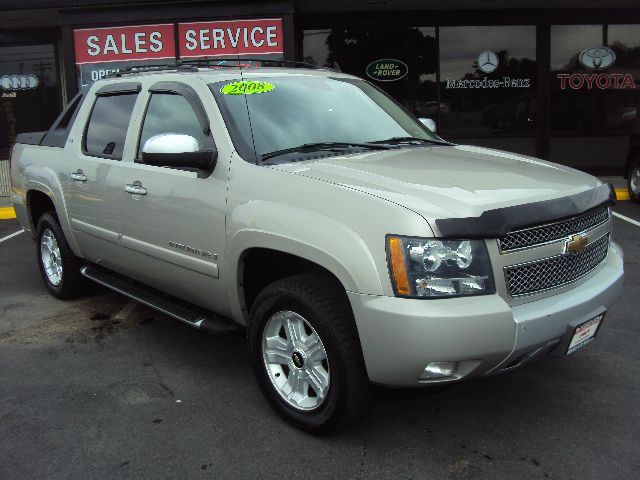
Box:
<box><xmin>1</xmin><ymin>0</ymin><xmax>639</xmax><ymax>179</ymax></box>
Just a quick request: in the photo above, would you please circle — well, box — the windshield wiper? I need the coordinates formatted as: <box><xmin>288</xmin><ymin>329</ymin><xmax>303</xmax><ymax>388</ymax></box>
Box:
<box><xmin>372</xmin><ymin>137</ymin><xmax>449</xmax><ymax>146</ymax></box>
<box><xmin>260</xmin><ymin>141</ymin><xmax>394</xmax><ymax>161</ymax></box>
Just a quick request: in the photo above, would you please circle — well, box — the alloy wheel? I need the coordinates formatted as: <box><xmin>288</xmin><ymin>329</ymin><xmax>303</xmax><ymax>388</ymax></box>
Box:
<box><xmin>631</xmin><ymin>165</ymin><xmax>640</xmax><ymax>196</ymax></box>
<box><xmin>262</xmin><ymin>310</ymin><xmax>330</xmax><ymax>410</ymax></box>
<box><xmin>40</xmin><ymin>229</ymin><xmax>63</xmax><ymax>286</ymax></box>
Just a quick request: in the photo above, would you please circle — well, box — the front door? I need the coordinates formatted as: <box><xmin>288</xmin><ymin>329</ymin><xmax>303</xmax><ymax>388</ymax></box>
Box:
<box><xmin>119</xmin><ymin>82</ymin><xmax>227</xmax><ymax>312</ymax></box>
<box><xmin>64</xmin><ymin>87</ymin><xmax>140</xmax><ymax>273</ymax></box>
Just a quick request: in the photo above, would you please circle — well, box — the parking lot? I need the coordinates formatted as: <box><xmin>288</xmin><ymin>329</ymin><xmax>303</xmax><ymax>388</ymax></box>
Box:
<box><xmin>0</xmin><ymin>203</ymin><xmax>638</xmax><ymax>480</ymax></box>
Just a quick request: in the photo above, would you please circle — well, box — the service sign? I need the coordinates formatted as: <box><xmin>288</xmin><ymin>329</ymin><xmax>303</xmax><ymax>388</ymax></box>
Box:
<box><xmin>178</xmin><ymin>18</ymin><xmax>283</xmax><ymax>58</ymax></box>
<box><xmin>73</xmin><ymin>24</ymin><xmax>176</xmax><ymax>64</ymax></box>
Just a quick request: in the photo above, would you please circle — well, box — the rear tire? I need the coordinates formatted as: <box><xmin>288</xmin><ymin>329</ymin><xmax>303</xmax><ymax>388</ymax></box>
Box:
<box><xmin>628</xmin><ymin>160</ymin><xmax>640</xmax><ymax>204</ymax></box>
<box><xmin>36</xmin><ymin>212</ymin><xmax>86</xmax><ymax>299</ymax></box>
<box><xmin>248</xmin><ymin>273</ymin><xmax>370</xmax><ymax>433</ymax></box>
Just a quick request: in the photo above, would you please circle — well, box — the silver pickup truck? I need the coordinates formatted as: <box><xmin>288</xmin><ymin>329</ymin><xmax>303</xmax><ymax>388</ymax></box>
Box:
<box><xmin>10</xmin><ymin>64</ymin><xmax>624</xmax><ymax>432</ymax></box>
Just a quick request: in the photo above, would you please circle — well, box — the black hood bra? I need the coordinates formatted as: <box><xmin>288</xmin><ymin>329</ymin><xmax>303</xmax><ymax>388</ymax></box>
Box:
<box><xmin>435</xmin><ymin>183</ymin><xmax>616</xmax><ymax>238</ymax></box>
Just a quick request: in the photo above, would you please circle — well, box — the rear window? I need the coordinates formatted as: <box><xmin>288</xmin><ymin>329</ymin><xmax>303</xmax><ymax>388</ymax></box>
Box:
<box><xmin>84</xmin><ymin>93</ymin><xmax>138</xmax><ymax>159</ymax></box>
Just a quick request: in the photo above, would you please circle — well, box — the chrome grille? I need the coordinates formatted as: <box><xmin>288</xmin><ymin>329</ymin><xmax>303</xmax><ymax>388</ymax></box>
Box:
<box><xmin>504</xmin><ymin>233</ymin><xmax>610</xmax><ymax>297</ymax></box>
<box><xmin>499</xmin><ymin>207</ymin><xmax>610</xmax><ymax>252</ymax></box>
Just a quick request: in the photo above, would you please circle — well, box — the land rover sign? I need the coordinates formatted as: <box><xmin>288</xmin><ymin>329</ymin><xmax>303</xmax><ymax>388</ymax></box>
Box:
<box><xmin>366</xmin><ymin>59</ymin><xmax>408</xmax><ymax>82</ymax></box>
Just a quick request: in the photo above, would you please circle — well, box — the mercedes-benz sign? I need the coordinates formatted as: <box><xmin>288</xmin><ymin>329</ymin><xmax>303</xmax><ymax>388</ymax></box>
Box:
<box><xmin>578</xmin><ymin>46</ymin><xmax>616</xmax><ymax>71</ymax></box>
<box><xmin>477</xmin><ymin>50</ymin><xmax>499</xmax><ymax>74</ymax></box>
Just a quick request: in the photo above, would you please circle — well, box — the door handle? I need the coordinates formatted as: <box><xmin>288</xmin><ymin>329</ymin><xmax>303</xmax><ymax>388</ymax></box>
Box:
<box><xmin>125</xmin><ymin>181</ymin><xmax>147</xmax><ymax>196</ymax></box>
<box><xmin>70</xmin><ymin>170</ymin><xmax>87</xmax><ymax>182</ymax></box>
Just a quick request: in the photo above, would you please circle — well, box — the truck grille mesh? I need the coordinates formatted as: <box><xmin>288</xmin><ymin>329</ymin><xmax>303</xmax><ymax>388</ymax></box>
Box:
<box><xmin>504</xmin><ymin>233</ymin><xmax>610</xmax><ymax>297</ymax></box>
<box><xmin>499</xmin><ymin>207</ymin><xmax>610</xmax><ymax>252</ymax></box>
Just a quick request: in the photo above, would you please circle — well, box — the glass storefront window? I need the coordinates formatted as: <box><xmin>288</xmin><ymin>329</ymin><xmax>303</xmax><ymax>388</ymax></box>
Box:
<box><xmin>0</xmin><ymin>44</ymin><xmax>59</xmax><ymax>160</ymax></box>
<box><xmin>439</xmin><ymin>26</ymin><xmax>537</xmax><ymax>140</ymax></box>
<box><xmin>605</xmin><ymin>25</ymin><xmax>640</xmax><ymax>133</ymax></box>
<box><xmin>550</xmin><ymin>25</ymin><xmax>603</xmax><ymax>136</ymax></box>
<box><xmin>550</xmin><ymin>24</ymin><xmax>639</xmax><ymax>172</ymax></box>
<box><xmin>302</xmin><ymin>26</ymin><xmax>437</xmax><ymax>119</ymax></box>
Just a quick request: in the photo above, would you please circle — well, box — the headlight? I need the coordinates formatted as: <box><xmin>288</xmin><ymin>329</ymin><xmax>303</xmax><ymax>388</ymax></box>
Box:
<box><xmin>386</xmin><ymin>235</ymin><xmax>495</xmax><ymax>298</ymax></box>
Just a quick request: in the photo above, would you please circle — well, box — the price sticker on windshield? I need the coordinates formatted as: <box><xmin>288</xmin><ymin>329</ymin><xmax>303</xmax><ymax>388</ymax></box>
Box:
<box><xmin>220</xmin><ymin>81</ymin><xmax>275</xmax><ymax>95</ymax></box>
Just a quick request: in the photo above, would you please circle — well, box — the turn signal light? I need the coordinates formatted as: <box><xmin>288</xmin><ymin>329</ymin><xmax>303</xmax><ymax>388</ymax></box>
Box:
<box><xmin>387</xmin><ymin>236</ymin><xmax>410</xmax><ymax>295</ymax></box>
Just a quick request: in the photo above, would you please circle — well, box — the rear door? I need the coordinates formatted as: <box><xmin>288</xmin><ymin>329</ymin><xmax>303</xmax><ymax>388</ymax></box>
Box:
<box><xmin>118</xmin><ymin>79</ymin><xmax>228</xmax><ymax>311</ymax></box>
<box><xmin>64</xmin><ymin>82</ymin><xmax>141</xmax><ymax>272</ymax></box>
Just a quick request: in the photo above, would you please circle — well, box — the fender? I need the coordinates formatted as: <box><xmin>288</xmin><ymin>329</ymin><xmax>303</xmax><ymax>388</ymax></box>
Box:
<box><xmin>23</xmin><ymin>166</ymin><xmax>83</xmax><ymax>258</ymax></box>
<box><xmin>225</xmin><ymin>201</ymin><xmax>385</xmax><ymax>325</ymax></box>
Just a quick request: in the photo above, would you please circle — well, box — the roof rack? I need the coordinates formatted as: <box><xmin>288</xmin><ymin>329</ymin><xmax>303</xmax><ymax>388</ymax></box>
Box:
<box><xmin>104</xmin><ymin>62</ymin><xmax>192</xmax><ymax>79</ymax></box>
<box><xmin>179</xmin><ymin>58</ymin><xmax>323</xmax><ymax>69</ymax></box>
<box><xmin>103</xmin><ymin>58</ymin><xmax>336</xmax><ymax>79</ymax></box>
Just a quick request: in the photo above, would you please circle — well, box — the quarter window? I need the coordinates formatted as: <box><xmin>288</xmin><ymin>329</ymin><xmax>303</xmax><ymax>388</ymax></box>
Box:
<box><xmin>138</xmin><ymin>93</ymin><xmax>209</xmax><ymax>158</ymax></box>
<box><xmin>84</xmin><ymin>93</ymin><xmax>138</xmax><ymax>159</ymax></box>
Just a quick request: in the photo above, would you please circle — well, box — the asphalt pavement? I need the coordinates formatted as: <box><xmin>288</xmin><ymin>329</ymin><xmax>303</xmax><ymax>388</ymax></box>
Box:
<box><xmin>0</xmin><ymin>204</ymin><xmax>639</xmax><ymax>480</ymax></box>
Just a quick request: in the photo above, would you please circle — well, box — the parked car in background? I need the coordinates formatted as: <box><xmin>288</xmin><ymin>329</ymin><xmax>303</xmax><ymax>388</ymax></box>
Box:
<box><xmin>625</xmin><ymin>115</ymin><xmax>640</xmax><ymax>203</ymax></box>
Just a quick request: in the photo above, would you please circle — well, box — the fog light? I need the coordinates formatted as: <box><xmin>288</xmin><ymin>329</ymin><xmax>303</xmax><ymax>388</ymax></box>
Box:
<box><xmin>420</xmin><ymin>361</ymin><xmax>458</xmax><ymax>380</ymax></box>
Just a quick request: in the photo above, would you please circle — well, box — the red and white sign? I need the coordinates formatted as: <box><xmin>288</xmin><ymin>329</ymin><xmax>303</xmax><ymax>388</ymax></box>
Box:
<box><xmin>557</xmin><ymin>73</ymin><xmax>636</xmax><ymax>90</ymax></box>
<box><xmin>74</xmin><ymin>24</ymin><xmax>176</xmax><ymax>64</ymax></box>
<box><xmin>567</xmin><ymin>314</ymin><xmax>603</xmax><ymax>355</ymax></box>
<box><xmin>178</xmin><ymin>18</ymin><xmax>283</xmax><ymax>58</ymax></box>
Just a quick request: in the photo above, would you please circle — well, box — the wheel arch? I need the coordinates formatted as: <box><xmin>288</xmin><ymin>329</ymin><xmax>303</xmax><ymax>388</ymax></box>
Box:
<box><xmin>227</xmin><ymin>230</ymin><xmax>379</xmax><ymax>326</ymax></box>
<box><xmin>24</xmin><ymin>180</ymin><xmax>82</xmax><ymax>256</ymax></box>
<box><xmin>27</xmin><ymin>189</ymin><xmax>56</xmax><ymax>232</ymax></box>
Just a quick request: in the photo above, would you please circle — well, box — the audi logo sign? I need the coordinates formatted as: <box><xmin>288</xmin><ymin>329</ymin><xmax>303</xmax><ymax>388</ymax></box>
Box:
<box><xmin>578</xmin><ymin>46</ymin><xmax>616</xmax><ymax>70</ymax></box>
<box><xmin>1</xmin><ymin>74</ymin><xmax>40</xmax><ymax>91</ymax></box>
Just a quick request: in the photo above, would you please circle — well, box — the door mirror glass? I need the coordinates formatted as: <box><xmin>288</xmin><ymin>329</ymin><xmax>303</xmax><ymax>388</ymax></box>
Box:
<box><xmin>142</xmin><ymin>133</ymin><xmax>216</xmax><ymax>171</ymax></box>
<box><xmin>419</xmin><ymin>117</ymin><xmax>437</xmax><ymax>132</ymax></box>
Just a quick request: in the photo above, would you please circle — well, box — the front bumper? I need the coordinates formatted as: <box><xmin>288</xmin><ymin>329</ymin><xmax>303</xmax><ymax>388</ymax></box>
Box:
<box><xmin>348</xmin><ymin>241</ymin><xmax>624</xmax><ymax>387</ymax></box>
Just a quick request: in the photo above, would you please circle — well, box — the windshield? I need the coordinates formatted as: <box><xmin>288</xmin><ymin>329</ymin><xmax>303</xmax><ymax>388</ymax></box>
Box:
<box><xmin>210</xmin><ymin>75</ymin><xmax>443</xmax><ymax>162</ymax></box>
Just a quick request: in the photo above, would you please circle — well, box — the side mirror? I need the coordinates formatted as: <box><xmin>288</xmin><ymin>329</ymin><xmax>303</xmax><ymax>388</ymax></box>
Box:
<box><xmin>142</xmin><ymin>133</ymin><xmax>217</xmax><ymax>172</ymax></box>
<box><xmin>419</xmin><ymin>118</ymin><xmax>437</xmax><ymax>132</ymax></box>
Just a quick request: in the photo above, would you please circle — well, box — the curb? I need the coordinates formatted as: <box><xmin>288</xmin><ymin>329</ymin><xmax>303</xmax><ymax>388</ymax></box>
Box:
<box><xmin>615</xmin><ymin>188</ymin><xmax>630</xmax><ymax>201</ymax></box>
<box><xmin>0</xmin><ymin>207</ymin><xmax>16</xmax><ymax>220</ymax></box>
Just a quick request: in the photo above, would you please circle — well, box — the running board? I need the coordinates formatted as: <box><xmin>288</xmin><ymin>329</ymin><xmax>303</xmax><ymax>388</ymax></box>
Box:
<box><xmin>80</xmin><ymin>265</ymin><xmax>236</xmax><ymax>334</ymax></box>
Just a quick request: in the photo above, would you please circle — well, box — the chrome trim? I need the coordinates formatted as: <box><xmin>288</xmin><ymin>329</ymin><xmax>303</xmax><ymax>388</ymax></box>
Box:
<box><xmin>498</xmin><ymin>207</ymin><xmax>610</xmax><ymax>254</ymax></box>
<box><xmin>503</xmin><ymin>231</ymin><xmax>610</xmax><ymax>298</ymax></box>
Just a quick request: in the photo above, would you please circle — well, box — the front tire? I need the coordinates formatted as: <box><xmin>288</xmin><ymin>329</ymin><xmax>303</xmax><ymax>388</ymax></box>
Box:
<box><xmin>36</xmin><ymin>212</ymin><xmax>86</xmax><ymax>299</ymax></box>
<box><xmin>628</xmin><ymin>159</ymin><xmax>640</xmax><ymax>204</ymax></box>
<box><xmin>248</xmin><ymin>273</ymin><xmax>370</xmax><ymax>433</ymax></box>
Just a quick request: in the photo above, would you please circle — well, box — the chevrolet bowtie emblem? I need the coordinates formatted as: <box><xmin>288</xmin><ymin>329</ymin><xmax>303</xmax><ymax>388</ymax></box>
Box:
<box><xmin>565</xmin><ymin>234</ymin><xmax>589</xmax><ymax>254</ymax></box>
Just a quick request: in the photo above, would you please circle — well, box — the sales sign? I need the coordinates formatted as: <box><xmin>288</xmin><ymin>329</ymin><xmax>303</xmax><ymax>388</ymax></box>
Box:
<box><xmin>178</xmin><ymin>18</ymin><xmax>283</xmax><ymax>58</ymax></box>
<box><xmin>73</xmin><ymin>24</ymin><xmax>176</xmax><ymax>64</ymax></box>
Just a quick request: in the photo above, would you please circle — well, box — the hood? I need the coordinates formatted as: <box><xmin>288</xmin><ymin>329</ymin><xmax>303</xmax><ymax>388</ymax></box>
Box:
<box><xmin>271</xmin><ymin>144</ymin><xmax>602</xmax><ymax>227</ymax></box>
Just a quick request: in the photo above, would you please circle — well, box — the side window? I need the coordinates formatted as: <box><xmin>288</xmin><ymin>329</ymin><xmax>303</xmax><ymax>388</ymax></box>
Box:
<box><xmin>40</xmin><ymin>93</ymin><xmax>85</xmax><ymax>148</ymax></box>
<box><xmin>138</xmin><ymin>93</ymin><xmax>210</xmax><ymax>159</ymax></box>
<box><xmin>84</xmin><ymin>93</ymin><xmax>138</xmax><ymax>159</ymax></box>
<box><xmin>57</xmin><ymin>94</ymin><xmax>83</xmax><ymax>130</ymax></box>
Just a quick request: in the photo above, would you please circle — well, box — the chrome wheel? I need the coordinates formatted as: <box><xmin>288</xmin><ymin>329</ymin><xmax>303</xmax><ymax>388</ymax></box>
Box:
<box><xmin>40</xmin><ymin>229</ymin><xmax>63</xmax><ymax>286</ymax></box>
<box><xmin>631</xmin><ymin>165</ymin><xmax>640</xmax><ymax>196</ymax></box>
<box><xmin>262</xmin><ymin>310</ymin><xmax>330</xmax><ymax>411</ymax></box>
